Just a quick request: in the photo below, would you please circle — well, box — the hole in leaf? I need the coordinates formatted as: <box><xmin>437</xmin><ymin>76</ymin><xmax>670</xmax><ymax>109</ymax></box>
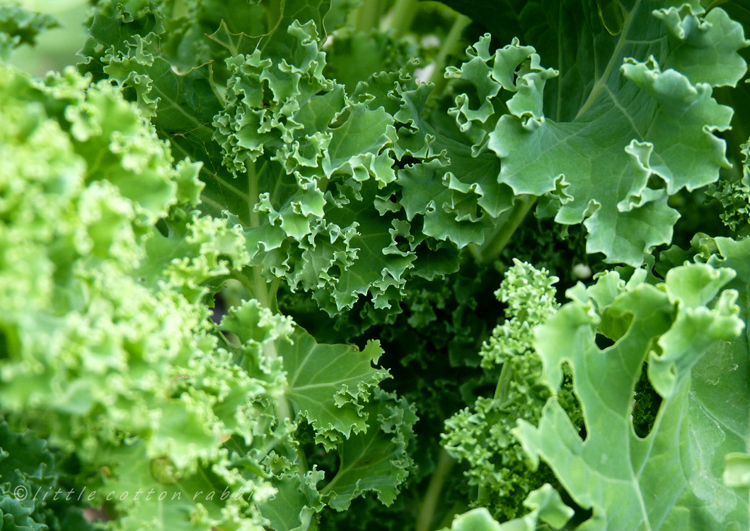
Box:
<box><xmin>646</xmin><ymin>173</ymin><xmax>665</xmax><ymax>190</ymax></box>
<box><xmin>155</xmin><ymin>218</ymin><xmax>170</xmax><ymax>237</ymax></box>
<box><xmin>595</xmin><ymin>333</ymin><xmax>615</xmax><ymax>350</ymax></box>
<box><xmin>394</xmin><ymin>236</ymin><xmax>410</xmax><ymax>253</ymax></box>
<box><xmin>397</xmin><ymin>155</ymin><xmax>421</xmax><ymax>168</ymax></box>
<box><xmin>558</xmin><ymin>362</ymin><xmax>586</xmax><ymax>441</ymax></box>
<box><xmin>328</xmin><ymin>108</ymin><xmax>350</xmax><ymax>129</ymax></box>
<box><xmin>631</xmin><ymin>363</ymin><xmax>662</xmax><ymax>439</ymax></box>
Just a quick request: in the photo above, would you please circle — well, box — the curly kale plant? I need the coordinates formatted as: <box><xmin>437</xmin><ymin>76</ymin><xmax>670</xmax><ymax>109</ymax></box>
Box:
<box><xmin>1</xmin><ymin>1</ymin><xmax>750</xmax><ymax>530</ymax></box>
<box><xmin>442</xmin><ymin>260</ymin><xmax>581</xmax><ymax>522</ymax></box>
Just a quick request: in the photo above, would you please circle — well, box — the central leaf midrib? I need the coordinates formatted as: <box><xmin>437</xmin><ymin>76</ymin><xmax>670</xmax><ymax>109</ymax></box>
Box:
<box><xmin>574</xmin><ymin>0</ymin><xmax>643</xmax><ymax>120</ymax></box>
<box><xmin>151</xmin><ymin>60</ymin><xmax>216</xmax><ymax>131</ymax></box>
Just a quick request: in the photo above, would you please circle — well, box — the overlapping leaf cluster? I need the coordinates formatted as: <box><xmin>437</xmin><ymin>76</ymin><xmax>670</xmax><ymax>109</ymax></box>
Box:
<box><xmin>442</xmin><ymin>260</ymin><xmax>581</xmax><ymax>521</ymax></box>
<box><xmin>0</xmin><ymin>62</ymin><xmax>270</xmax><ymax>530</ymax></box>
<box><xmin>0</xmin><ymin>420</ymin><xmax>97</xmax><ymax>531</ymax></box>
<box><xmin>514</xmin><ymin>261</ymin><xmax>746</xmax><ymax>530</ymax></box>
<box><xmin>75</xmin><ymin>0</ymin><xmax>524</xmax><ymax>317</ymax></box>
<box><xmin>0</xmin><ymin>58</ymin><xmax>415</xmax><ymax>530</ymax></box>
<box><xmin>2</xmin><ymin>0</ymin><xmax>750</xmax><ymax>530</ymax></box>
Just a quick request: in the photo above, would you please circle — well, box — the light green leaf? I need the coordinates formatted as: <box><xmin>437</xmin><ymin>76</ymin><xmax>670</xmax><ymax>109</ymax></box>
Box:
<box><xmin>441</xmin><ymin>486</ymin><xmax>574</xmax><ymax>531</ymax></box>
<box><xmin>443</xmin><ymin>508</ymin><xmax>501</xmax><ymax>531</ymax></box>
<box><xmin>516</xmin><ymin>262</ymin><xmax>746</xmax><ymax>530</ymax></box>
<box><xmin>724</xmin><ymin>453</ymin><xmax>750</xmax><ymax>488</ymax></box>
<box><xmin>454</xmin><ymin>2</ymin><xmax>750</xmax><ymax>265</ymax></box>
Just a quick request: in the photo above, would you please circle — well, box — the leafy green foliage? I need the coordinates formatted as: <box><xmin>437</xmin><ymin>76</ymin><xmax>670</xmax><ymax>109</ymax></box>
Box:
<box><xmin>479</xmin><ymin>4</ymin><xmax>745</xmax><ymax>265</ymax></box>
<box><xmin>441</xmin><ymin>485</ymin><xmax>574</xmax><ymax>531</ymax></box>
<box><xmin>0</xmin><ymin>58</ymin><xmax>413</xmax><ymax>530</ymax></box>
<box><xmin>442</xmin><ymin>261</ymin><xmax>581</xmax><ymax>521</ymax></box>
<box><xmin>73</xmin><ymin>0</ymin><xmax>518</xmax><ymax>316</ymax></box>
<box><xmin>516</xmin><ymin>263</ymin><xmax>745</xmax><ymax>530</ymax></box>
<box><xmin>0</xmin><ymin>3</ymin><xmax>57</xmax><ymax>60</ymax></box>
<box><xmin>0</xmin><ymin>420</ymin><xmax>96</xmax><ymax>531</ymax></box>
<box><xmin>2</xmin><ymin>0</ymin><xmax>750</xmax><ymax>530</ymax></box>
<box><xmin>708</xmin><ymin>139</ymin><xmax>750</xmax><ymax>233</ymax></box>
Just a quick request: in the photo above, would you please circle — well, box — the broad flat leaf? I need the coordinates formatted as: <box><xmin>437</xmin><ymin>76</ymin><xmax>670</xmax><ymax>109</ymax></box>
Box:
<box><xmin>278</xmin><ymin>326</ymin><xmax>390</xmax><ymax>448</ymax></box>
<box><xmin>260</xmin><ymin>470</ymin><xmax>325</xmax><ymax>531</ymax></box>
<box><xmin>321</xmin><ymin>389</ymin><xmax>417</xmax><ymax>511</ymax></box>
<box><xmin>694</xmin><ymin>237</ymin><xmax>750</xmax><ymax>521</ymax></box>
<box><xmin>448</xmin><ymin>2</ymin><xmax>748</xmax><ymax>265</ymax></box>
<box><xmin>515</xmin><ymin>262</ymin><xmax>747</xmax><ymax>530</ymax></box>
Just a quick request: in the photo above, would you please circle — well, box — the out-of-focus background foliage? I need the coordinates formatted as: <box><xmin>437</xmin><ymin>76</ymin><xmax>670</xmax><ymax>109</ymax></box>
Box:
<box><xmin>5</xmin><ymin>0</ymin><xmax>88</xmax><ymax>74</ymax></box>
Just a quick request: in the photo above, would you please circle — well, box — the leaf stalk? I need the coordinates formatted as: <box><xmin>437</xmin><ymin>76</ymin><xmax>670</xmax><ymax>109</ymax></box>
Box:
<box><xmin>416</xmin><ymin>449</ymin><xmax>455</xmax><ymax>531</ymax></box>
<box><xmin>427</xmin><ymin>14</ymin><xmax>472</xmax><ymax>98</ymax></box>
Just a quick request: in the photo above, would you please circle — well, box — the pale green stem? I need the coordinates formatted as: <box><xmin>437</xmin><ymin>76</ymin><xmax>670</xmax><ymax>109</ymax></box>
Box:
<box><xmin>428</xmin><ymin>14</ymin><xmax>472</xmax><ymax>97</ymax></box>
<box><xmin>230</xmin><ymin>269</ymin><xmax>254</xmax><ymax>298</ymax></box>
<box><xmin>388</xmin><ymin>0</ymin><xmax>419</xmax><ymax>35</ymax></box>
<box><xmin>267</xmin><ymin>277</ymin><xmax>280</xmax><ymax>314</ymax></box>
<box><xmin>494</xmin><ymin>358</ymin><xmax>513</xmax><ymax>402</ymax></box>
<box><xmin>253</xmin><ymin>266</ymin><xmax>270</xmax><ymax>308</ymax></box>
<box><xmin>475</xmin><ymin>195</ymin><xmax>536</xmax><ymax>265</ymax></box>
<box><xmin>574</xmin><ymin>0</ymin><xmax>641</xmax><ymax>119</ymax></box>
<box><xmin>353</xmin><ymin>0</ymin><xmax>383</xmax><ymax>32</ymax></box>
<box><xmin>249</xmin><ymin>160</ymin><xmax>260</xmax><ymax>229</ymax></box>
<box><xmin>199</xmin><ymin>194</ymin><xmax>225</xmax><ymax>212</ymax></box>
<box><xmin>225</xmin><ymin>279</ymin><xmax>296</xmax><ymax>467</ymax></box>
<box><xmin>416</xmin><ymin>449</ymin><xmax>455</xmax><ymax>531</ymax></box>
<box><xmin>217</xmin><ymin>159</ymin><xmax>301</xmax><ymax>482</ymax></box>
<box><xmin>321</xmin><ymin>437</ymin><xmax>377</xmax><ymax>496</ymax></box>
<box><xmin>243</xmin><ymin>160</ymin><xmax>281</xmax><ymax>311</ymax></box>
<box><xmin>320</xmin><ymin>450</ymin><xmax>344</xmax><ymax>496</ymax></box>
<box><xmin>171</xmin><ymin>0</ymin><xmax>188</xmax><ymax>18</ymax></box>
<box><xmin>263</xmin><ymin>336</ymin><xmax>308</xmax><ymax>477</ymax></box>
